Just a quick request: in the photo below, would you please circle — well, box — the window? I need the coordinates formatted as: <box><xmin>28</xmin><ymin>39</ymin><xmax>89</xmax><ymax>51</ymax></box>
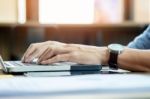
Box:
<box><xmin>0</xmin><ymin>0</ymin><xmax>26</xmax><ymax>23</ymax></box>
<box><xmin>18</xmin><ymin>0</ymin><xmax>26</xmax><ymax>23</ymax></box>
<box><xmin>0</xmin><ymin>0</ymin><xmax>18</xmax><ymax>23</ymax></box>
<box><xmin>39</xmin><ymin>0</ymin><xmax>95</xmax><ymax>24</ymax></box>
<box><xmin>95</xmin><ymin>0</ymin><xmax>124</xmax><ymax>23</ymax></box>
<box><xmin>1</xmin><ymin>0</ymin><xmax>150</xmax><ymax>24</ymax></box>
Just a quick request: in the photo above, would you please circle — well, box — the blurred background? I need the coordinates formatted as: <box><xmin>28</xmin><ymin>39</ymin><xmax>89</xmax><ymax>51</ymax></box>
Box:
<box><xmin>0</xmin><ymin>0</ymin><xmax>149</xmax><ymax>60</ymax></box>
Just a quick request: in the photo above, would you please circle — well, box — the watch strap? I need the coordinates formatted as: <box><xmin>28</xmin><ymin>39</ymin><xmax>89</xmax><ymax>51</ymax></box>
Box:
<box><xmin>108</xmin><ymin>52</ymin><xmax>118</xmax><ymax>70</ymax></box>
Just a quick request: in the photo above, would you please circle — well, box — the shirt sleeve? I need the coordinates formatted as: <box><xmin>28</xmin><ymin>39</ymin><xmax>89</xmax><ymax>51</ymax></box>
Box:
<box><xmin>128</xmin><ymin>25</ymin><xmax>150</xmax><ymax>49</ymax></box>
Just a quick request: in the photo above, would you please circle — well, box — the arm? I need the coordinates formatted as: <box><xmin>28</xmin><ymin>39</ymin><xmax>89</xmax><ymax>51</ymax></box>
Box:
<box><xmin>22</xmin><ymin>41</ymin><xmax>150</xmax><ymax>72</ymax></box>
<box><xmin>117</xmin><ymin>48</ymin><xmax>150</xmax><ymax>72</ymax></box>
<box><xmin>70</xmin><ymin>45</ymin><xmax>150</xmax><ymax>72</ymax></box>
<box><xmin>70</xmin><ymin>46</ymin><xmax>150</xmax><ymax>72</ymax></box>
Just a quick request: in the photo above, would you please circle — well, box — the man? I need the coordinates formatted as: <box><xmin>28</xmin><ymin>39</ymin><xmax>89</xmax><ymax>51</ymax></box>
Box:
<box><xmin>22</xmin><ymin>25</ymin><xmax>150</xmax><ymax>72</ymax></box>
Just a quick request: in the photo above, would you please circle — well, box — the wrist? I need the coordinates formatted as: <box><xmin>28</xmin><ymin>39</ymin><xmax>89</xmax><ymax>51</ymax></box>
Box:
<box><xmin>97</xmin><ymin>47</ymin><xmax>109</xmax><ymax>65</ymax></box>
<box><xmin>103</xmin><ymin>47</ymin><xmax>110</xmax><ymax>65</ymax></box>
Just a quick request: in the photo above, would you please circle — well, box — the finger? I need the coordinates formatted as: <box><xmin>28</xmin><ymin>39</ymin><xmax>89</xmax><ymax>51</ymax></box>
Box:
<box><xmin>40</xmin><ymin>54</ymin><xmax>71</xmax><ymax>65</ymax></box>
<box><xmin>38</xmin><ymin>47</ymin><xmax>71</xmax><ymax>63</ymax></box>
<box><xmin>21</xmin><ymin>44</ymin><xmax>37</xmax><ymax>62</ymax></box>
<box><xmin>26</xmin><ymin>47</ymin><xmax>49</xmax><ymax>63</ymax></box>
<box><xmin>38</xmin><ymin>48</ymin><xmax>53</xmax><ymax>63</ymax></box>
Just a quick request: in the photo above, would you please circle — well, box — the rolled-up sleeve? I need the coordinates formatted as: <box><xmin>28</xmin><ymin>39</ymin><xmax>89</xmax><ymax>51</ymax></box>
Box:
<box><xmin>128</xmin><ymin>25</ymin><xmax>150</xmax><ymax>49</ymax></box>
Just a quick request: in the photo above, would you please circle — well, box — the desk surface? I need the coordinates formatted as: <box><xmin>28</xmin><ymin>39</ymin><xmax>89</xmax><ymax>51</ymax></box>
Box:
<box><xmin>0</xmin><ymin>67</ymin><xmax>150</xmax><ymax>99</ymax></box>
<box><xmin>0</xmin><ymin>68</ymin><xmax>14</xmax><ymax>78</ymax></box>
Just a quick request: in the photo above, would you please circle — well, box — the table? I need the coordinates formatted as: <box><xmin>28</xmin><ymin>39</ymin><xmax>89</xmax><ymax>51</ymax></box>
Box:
<box><xmin>0</xmin><ymin>67</ymin><xmax>150</xmax><ymax>99</ymax></box>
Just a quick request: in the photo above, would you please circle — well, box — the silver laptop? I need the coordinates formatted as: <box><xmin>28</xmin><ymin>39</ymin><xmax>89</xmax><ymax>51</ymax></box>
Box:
<box><xmin>0</xmin><ymin>56</ymin><xmax>102</xmax><ymax>73</ymax></box>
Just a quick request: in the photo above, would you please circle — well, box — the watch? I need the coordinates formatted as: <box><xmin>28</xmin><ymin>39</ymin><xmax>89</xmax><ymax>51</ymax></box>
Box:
<box><xmin>107</xmin><ymin>44</ymin><xmax>124</xmax><ymax>70</ymax></box>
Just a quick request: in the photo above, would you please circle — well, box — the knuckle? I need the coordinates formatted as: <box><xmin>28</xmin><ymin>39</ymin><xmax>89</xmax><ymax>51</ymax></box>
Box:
<box><xmin>48</xmin><ymin>45</ymin><xmax>52</xmax><ymax>49</ymax></box>
<box><xmin>47</xmin><ymin>47</ymin><xmax>53</xmax><ymax>53</ymax></box>
<box><xmin>30</xmin><ymin>43</ymin><xmax>36</xmax><ymax>47</ymax></box>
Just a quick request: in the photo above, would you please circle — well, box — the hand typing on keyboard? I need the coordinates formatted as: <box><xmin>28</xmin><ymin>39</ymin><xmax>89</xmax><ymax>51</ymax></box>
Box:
<box><xmin>21</xmin><ymin>41</ymin><xmax>106</xmax><ymax>66</ymax></box>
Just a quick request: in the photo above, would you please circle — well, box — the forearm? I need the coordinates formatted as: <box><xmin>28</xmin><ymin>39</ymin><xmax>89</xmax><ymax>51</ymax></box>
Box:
<box><xmin>118</xmin><ymin>48</ymin><xmax>150</xmax><ymax>72</ymax></box>
<box><xmin>67</xmin><ymin>43</ymin><xmax>150</xmax><ymax>72</ymax></box>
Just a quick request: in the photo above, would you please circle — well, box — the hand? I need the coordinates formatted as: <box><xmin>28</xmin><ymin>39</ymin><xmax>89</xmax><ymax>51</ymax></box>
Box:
<box><xmin>22</xmin><ymin>41</ymin><xmax>109</xmax><ymax>65</ymax></box>
<box><xmin>21</xmin><ymin>41</ymin><xmax>66</xmax><ymax>63</ymax></box>
<box><xmin>39</xmin><ymin>44</ymin><xmax>109</xmax><ymax>65</ymax></box>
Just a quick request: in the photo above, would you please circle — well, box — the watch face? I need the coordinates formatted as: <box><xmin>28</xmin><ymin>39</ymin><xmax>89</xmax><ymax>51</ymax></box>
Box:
<box><xmin>108</xmin><ymin>44</ymin><xmax>124</xmax><ymax>53</ymax></box>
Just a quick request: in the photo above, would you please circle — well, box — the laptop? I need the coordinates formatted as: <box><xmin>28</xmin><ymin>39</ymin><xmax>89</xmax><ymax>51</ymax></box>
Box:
<box><xmin>0</xmin><ymin>56</ymin><xmax>102</xmax><ymax>73</ymax></box>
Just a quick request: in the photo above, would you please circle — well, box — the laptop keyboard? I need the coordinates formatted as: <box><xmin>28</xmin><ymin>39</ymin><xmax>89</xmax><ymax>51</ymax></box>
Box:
<box><xmin>4</xmin><ymin>61</ymin><xmax>24</xmax><ymax>67</ymax></box>
<box><xmin>5</xmin><ymin>61</ymin><xmax>77</xmax><ymax>67</ymax></box>
<box><xmin>9</xmin><ymin>61</ymin><xmax>23</xmax><ymax>66</ymax></box>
